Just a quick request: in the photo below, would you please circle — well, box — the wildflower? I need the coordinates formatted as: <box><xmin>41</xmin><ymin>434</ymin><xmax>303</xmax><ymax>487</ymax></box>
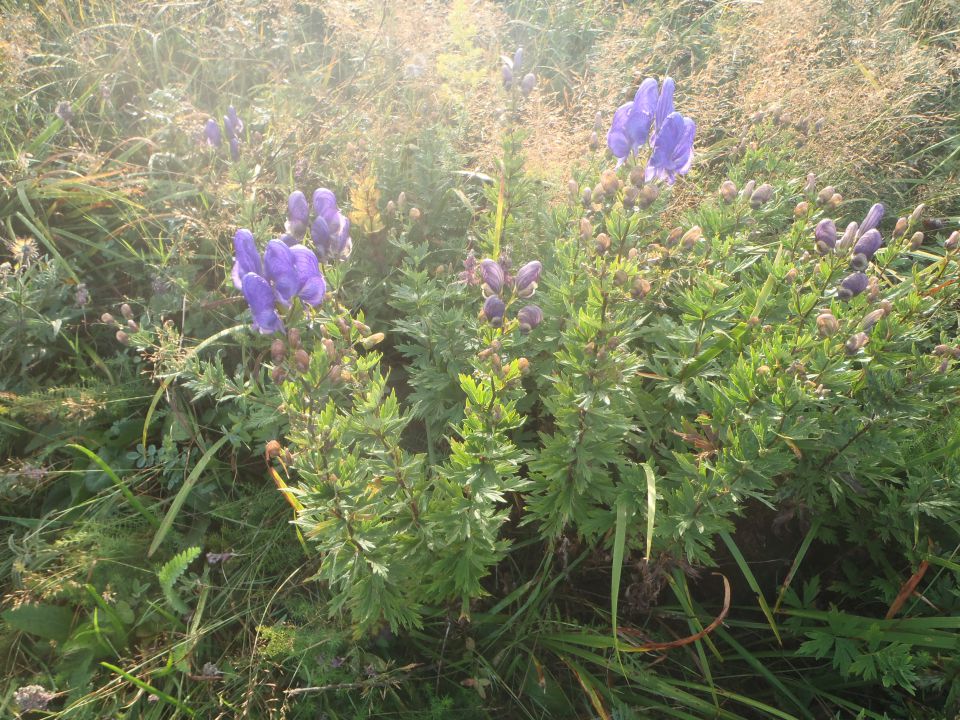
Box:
<box><xmin>311</xmin><ymin>188</ymin><xmax>352</xmax><ymax>260</ymax></box>
<box><xmin>644</xmin><ymin>111</ymin><xmax>696</xmax><ymax>185</ymax></box>
<box><xmin>850</xmin><ymin>229</ymin><xmax>882</xmax><ymax>270</ymax></box>
<box><xmin>857</xmin><ymin>203</ymin><xmax>884</xmax><ymax>237</ymax></box>
<box><xmin>513</xmin><ymin>47</ymin><xmax>524</xmax><ymax>73</ymax></box>
<box><xmin>719</xmin><ymin>180</ymin><xmax>737</xmax><ymax>203</ymax></box>
<box><xmin>910</xmin><ymin>231</ymin><xmax>924</xmax><ymax>249</ymax></box>
<box><xmin>520</xmin><ymin>73</ymin><xmax>537</xmax><ymax>97</ymax></box>
<box><xmin>838</xmin><ymin>221</ymin><xmax>858</xmax><ymax>251</ymax></box>
<box><xmin>286</xmin><ymin>191</ymin><xmax>309</xmax><ymax>240</ymax></box>
<box><xmin>264</xmin><ymin>240</ymin><xmax>316</xmax><ymax>306</ymax></box>
<box><xmin>606</xmin><ymin>77</ymin><xmax>658</xmax><ymax>162</ymax></box>
<box><xmin>816</xmin><ymin>185</ymin><xmax>835</xmax><ymax>205</ymax></box>
<box><xmin>482</xmin><ymin>295</ymin><xmax>506</xmax><ymax>326</ymax></box>
<box><xmin>514</xmin><ymin>260</ymin><xmax>542</xmax><ymax>296</ymax></box>
<box><xmin>814</xmin><ymin>219</ymin><xmax>837</xmax><ymax>254</ymax></box>
<box><xmin>816</xmin><ymin>310</ymin><xmax>839</xmax><ymax>337</ymax></box>
<box><xmin>517</xmin><ymin>304</ymin><xmax>543</xmax><ymax>333</ymax></box>
<box><xmin>480</xmin><ymin>259</ymin><xmax>505</xmax><ymax>294</ymax></box>
<box><xmin>750</xmin><ymin>183</ymin><xmax>774</xmax><ymax>208</ymax></box>
<box><xmin>223</xmin><ymin>105</ymin><xmax>243</xmax><ymax>138</ymax></box>
<box><xmin>204</xmin><ymin>119</ymin><xmax>222</xmax><ymax>148</ymax></box>
<box><xmin>502</xmin><ymin>64</ymin><xmax>513</xmax><ymax>88</ymax></box>
<box><xmin>15</xmin><ymin>685</ymin><xmax>55</xmax><ymax>712</ymax></box>
<box><xmin>290</xmin><ymin>245</ymin><xmax>327</xmax><ymax>305</ymax></box>
<box><xmin>7</xmin><ymin>237</ymin><xmax>38</xmax><ymax>265</ymax></box>
<box><xmin>231</xmin><ymin>229</ymin><xmax>263</xmax><ymax>290</ymax></box>
<box><xmin>845</xmin><ymin>332</ymin><xmax>869</xmax><ymax>354</ymax></box>
<box><xmin>838</xmin><ymin>272</ymin><xmax>868</xmax><ymax>301</ymax></box>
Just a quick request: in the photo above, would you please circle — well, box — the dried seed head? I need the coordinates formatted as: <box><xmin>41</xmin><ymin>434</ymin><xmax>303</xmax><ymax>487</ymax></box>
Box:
<box><xmin>627</xmin><ymin>247</ymin><xmax>639</xmax><ymax>260</ymax></box>
<box><xmin>666</xmin><ymin>227</ymin><xmax>683</xmax><ymax>247</ymax></box>
<box><xmin>362</xmin><ymin>332</ymin><xmax>385</xmax><ymax>349</ymax></box>
<box><xmin>592</xmin><ymin>183</ymin><xmax>605</xmax><ymax>204</ymax></box>
<box><xmin>265</xmin><ymin>440</ymin><xmax>282</xmax><ymax>460</ymax></box>
<box><xmin>517</xmin><ymin>357</ymin><xmax>530</xmax><ymax>374</ymax></box>
<box><xmin>750</xmin><ymin>183</ymin><xmax>774</xmax><ymax>208</ymax></box>
<box><xmin>719</xmin><ymin>180</ymin><xmax>737</xmax><ymax>203</ymax></box>
<box><xmin>747</xmin><ymin>315</ymin><xmax>760</xmax><ymax>327</ymax></box>
<box><xmin>816</xmin><ymin>311</ymin><xmax>839</xmax><ymax>337</ymax></box>
<box><xmin>613</xmin><ymin>269</ymin><xmax>628</xmax><ymax>286</ymax></box>
<box><xmin>878</xmin><ymin>300</ymin><xmax>893</xmax><ymax>315</ymax></box>
<box><xmin>271</xmin><ymin>338</ymin><xmax>286</xmax><ymax>363</ymax></box>
<box><xmin>867</xmin><ymin>276</ymin><xmax>880</xmax><ymax>302</ymax></box>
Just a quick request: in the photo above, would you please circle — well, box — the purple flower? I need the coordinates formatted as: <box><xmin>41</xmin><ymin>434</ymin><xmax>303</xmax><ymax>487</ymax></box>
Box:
<box><xmin>851</xmin><ymin>229</ymin><xmax>882</xmax><ymax>270</ymax></box>
<box><xmin>205</xmin><ymin>119</ymin><xmax>222</xmax><ymax>148</ymax></box>
<box><xmin>264</xmin><ymin>240</ymin><xmax>302</xmax><ymax>306</ymax></box>
<box><xmin>858</xmin><ymin>203</ymin><xmax>884</xmax><ymax>238</ymax></box>
<box><xmin>229</xmin><ymin>136</ymin><xmax>240</xmax><ymax>162</ymax></box>
<box><xmin>838</xmin><ymin>272</ymin><xmax>869</xmax><ymax>301</ymax></box>
<box><xmin>517</xmin><ymin>304</ymin><xmax>543</xmax><ymax>332</ymax></box>
<box><xmin>313</xmin><ymin>188</ymin><xmax>338</xmax><ymax>222</ymax></box>
<box><xmin>290</xmin><ymin>245</ymin><xmax>327</xmax><ymax>306</ymax></box>
<box><xmin>606</xmin><ymin>78</ymin><xmax>658</xmax><ymax>162</ymax></box>
<box><xmin>644</xmin><ymin>111</ymin><xmax>696</xmax><ymax>185</ymax></box>
<box><xmin>242</xmin><ymin>273</ymin><xmax>284</xmax><ymax>334</ymax></box>
<box><xmin>815</xmin><ymin>219</ymin><xmax>837</xmax><ymax>254</ymax></box>
<box><xmin>513</xmin><ymin>47</ymin><xmax>524</xmax><ymax>73</ymax></box>
<box><xmin>480</xmin><ymin>259</ymin><xmax>505</xmax><ymax>294</ymax></box>
<box><xmin>514</xmin><ymin>260</ymin><xmax>542</xmax><ymax>296</ymax></box>
<box><xmin>654</xmin><ymin>77</ymin><xmax>675</xmax><ymax>136</ymax></box>
<box><xmin>231</xmin><ymin>229</ymin><xmax>262</xmax><ymax>289</ymax></box>
<box><xmin>483</xmin><ymin>295</ymin><xmax>506</xmax><ymax>326</ymax></box>
<box><xmin>310</xmin><ymin>188</ymin><xmax>352</xmax><ymax>261</ymax></box>
<box><xmin>520</xmin><ymin>73</ymin><xmax>537</xmax><ymax>97</ymax></box>
<box><xmin>502</xmin><ymin>64</ymin><xmax>513</xmax><ymax>89</ymax></box>
<box><xmin>286</xmin><ymin>191</ymin><xmax>309</xmax><ymax>239</ymax></box>
<box><xmin>224</xmin><ymin>105</ymin><xmax>243</xmax><ymax>138</ymax></box>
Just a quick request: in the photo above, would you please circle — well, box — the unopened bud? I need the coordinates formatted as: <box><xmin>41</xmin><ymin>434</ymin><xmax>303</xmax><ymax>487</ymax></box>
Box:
<box><xmin>265</xmin><ymin>440</ymin><xmax>282</xmax><ymax>460</ymax></box>
<box><xmin>627</xmin><ymin>247</ymin><xmax>639</xmax><ymax>260</ymax></box>
<box><xmin>747</xmin><ymin>315</ymin><xmax>760</xmax><ymax>327</ymax></box>
<box><xmin>845</xmin><ymin>332</ymin><xmax>869</xmax><ymax>355</ymax></box>
<box><xmin>862</xmin><ymin>308</ymin><xmax>886</xmax><ymax>332</ymax></box>
<box><xmin>910</xmin><ymin>231</ymin><xmax>924</xmax><ymax>249</ymax></box>
<box><xmin>893</xmin><ymin>217</ymin><xmax>907</xmax><ymax>238</ymax></box>
<box><xmin>794</xmin><ymin>201</ymin><xmax>809</xmax><ymax>217</ymax></box>
<box><xmin>719</xmin><ymin>180</ymin><xmax>737</xmax><ymax>203</ymax></box>
<box><xmin>116</xmin><ymin>330</ymin><xmax>129</xmax><ymax>345</ymax></box>
<box><xmin>286</xmin><ymin>327</ymin><xmax>301</xmax><ymax>349</ymax></box>
<box><xmin>600</xmin><ymin>169</ymin><xmax>620</xmax><ymax>196</ymax></box>
<box><xmin>588</xmin><ymin>131</ymin><xmax>599</xmax><ymax>150</ymax></box>
<box><xmin>517</xmin><ymin>357</ymin><xmax>530</xmax><ymax>375</ymax></box>
<box><xmin>613</xmin><ymin>269</ymin><xmax>628</xmax><ymax>286</ymax></box>
<box><xmin>757</xmin><ymin>365</ymin><xmax>770</xmax><ymax>376</ymax></box>
<box><xmin>362</xmin><ymin>332</ymin><xmax>386</xmax><ymax>349</ymax></box>
<box><xmin>680</xmin><ymin>226</ymin><xmax>703</xmax><ymax>249</ymax></box>
<box><xmin>579</xmin><ymin>217</ymin><xmax>592</xmax><ymax>240</ymax></box>
<box><xmin>100</xmin><ymin>312</ymin><xmax>115</xmax><ymax>324</ymax></box>
<box><xmin>327</xmin><ymin>365</ymin><xmax>342</xmax><ymax>384</ymax></box>
<box><xmin>631</xmin><ymin>276</ymin><xmax>651</xmax><ymax>298</ymax></box>
<box><xmin>397</xmin><ymin>192</ymin><xmax>407</xmax><ymax>211</ymax></box>
<box><xmin>910</xmin><ymin>204</ymin><xmax>925</xmax><ymax>224</ymax></box>
<box><xmin>294</xmin><ymin>349</ymin><xmax>310</xmax><ymax>372</ymax></box>
<box><xmin>803</xmin><ymin>173</ymin><xmax>817</xmax><ymax>196</ymax></box>
<box><xmin>581</xmin><ymin>187</ymin><xmax>592</xmax><ymax>208</ymax></box>
<box><xmin>867</xmin><ymin>276</ymin><xmax>880</xmax><ymax>303</ymax></box>
<box><xmin>322</xmin><ymin>337</ymin><xmax>336</xmax><ymax>360</ymax></box>
<box><xmin>592</xmin><ymin>183</ymin><xmax>605</xmax><ymax>204</ymax></box>
<box><xmin>838</xmin><ymin>222</ymin><xmax>858</xmax><ymax>252</ymax></box>
<box><xmin>271</xmin><ymin>339</ymin><xmax>286</xmax><ymax>363</ymax></box>
<box><xmin>127</xmin><ymin>319</ymin><xmax>139</xmax><ymax>331</ymax></box>
<box><xmin>945</xmin><ymin>231</ymin><xmax>960</xmax><ymax>250</ymax></box>
<box><xmin>750</xmin><ymin>183</ymin><xmax>774</xmax><ymax>208</ymax></box>
<box><xmin>816</xmin><ymin>311</ymin><xmax>839</xmax><ymax>337</ymax></box>
<box><xmin>828</xmin><ymin>193</ymin><xmax>843</xmax><ymax>209</ymax></box>
<box><xmin>638</xmin><ymin>184</ymin><xmax>659</xmax><ymax>209</ymax></box>
<box><xmin>595</xmin><ymin>233</ymin><xmax>611</xmax><ymax>253</ymax></box>
<box><xmin>594</xmin><ymin>111</ymin><xmax>603</xmax><ymax>131</ymax></box>
<box><xmin>271</xmin><ymin>365</ymin><xmax>287</xmax><ymax>383</ymax></box>
<box><xmin>784</xmin><ymin>267</ymin><xmax>798</xmax><ymax>285</ymax></box>
<box><xmin>409</xmin><ymin>207</ymin><xmax>422</xmax><ymax>222</ymax></box>
<box><xmin>740</xmin><ymin>179</ymin><xmax>756</xmax><ymax>201</ymax></box>
<box><xmin>567</xmin><ymin>179</ymin><xmax>579</xmax><ymax>203</ymax></box>
<box><xmin>878</xmin><ymin>300</ymin><xmax>893</xmax><ymax>315</ymax></box>
<box><xmin>622</xmin><ymin>185</ymin><xmax>640</xmax><ymax>208</ymax></box>
<box><xmin>386</xmin><ymin>200</ymin><xmax>396</xmax><ymax>216</ymax></box>
<box><xmin>816</xmin><ymin>185</ymin><xmax>835</xmax><ymax>205</ymax></box>
<box><xmin>629</xmin><ymin>166</ymin><xmax>645</xmax><ymax>188</ymax></box>
<box><xmin>120</xmin><ymin>303</ymin><xmax>134</xmax><ymax>320</ymax></box>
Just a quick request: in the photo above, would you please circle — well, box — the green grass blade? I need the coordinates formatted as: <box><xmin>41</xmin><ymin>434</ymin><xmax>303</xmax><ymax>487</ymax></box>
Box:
<box><xmin>67</xmin><ymin>443</ymin><xmax>160</xmax><ymax>528</ymax></box>
<box><xmin>720</xmin><ymin>530</ymin><xmax>782</xmax><ymax>645</ymax></box>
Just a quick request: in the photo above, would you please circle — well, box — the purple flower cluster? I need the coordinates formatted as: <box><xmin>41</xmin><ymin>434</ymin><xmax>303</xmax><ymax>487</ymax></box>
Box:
<box><xmin>477</xmin><ymin>256</ymin><xmax>544</xmax><ymax>332</ymax></box>
<box><xmin>233</xmin><ymin>230</ymin><xmax>326</xmax><ymax>334</ymax></box>
<box><xmin>501</xmin><ymin>46</ymin><xmax>536</xmax><ymax>95</ymax></box>
<box><xmin>286</xmin><ymin>188</ymin><xmax>352</xmax><ymax>261</ymax></box>
<box><xmin>607</xmin><ymin>77</ymin><xmax>696</xmax><ymax>184</ymax></box>
<box><xmin>821</xmin><ymin>202</ymin><xmax>886</xmax><ymax>300</ymax></box>
<box><xmin>204</xmin><ymin>104</ymin><xmax>244</xmax><ymax>161</ymax></box>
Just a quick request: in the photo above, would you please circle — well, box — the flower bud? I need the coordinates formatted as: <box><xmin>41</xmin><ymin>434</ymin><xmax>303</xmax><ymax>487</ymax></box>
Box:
<box><xmin>592</xmin><ymin>183</ymin><xmax>605</xmax><ymax>204</ymax></box>
<box><xmin>816</xmin><ymin>185</ymin><xmax>835</xmax><ymax>205</ymax></box>
<box><xmin>579</xmin><ymin>217</ymin><xmax>592</xmax><ymax>240</ymax></box>
<box><xmin>271</xmin><ymin>365</ymin><xmax>286</xmax><ymax>383</ymax></box>
<box><xmin>740</xmin><ymin>179</ymin><xmax>756</xmax><ymax>201</ymax></box>
<box><xmin>910</xmin><ymin>203</ymin><xmax>925</xmax><ymax>225</ymax></box>
<box><xmin>750</xmin><ymin>183</ymin><xmax>774</xmax><ymax>208</ymax></box>
<box><xmin>287</xmin><ymin>327</ymin><xmax>301</xmax><ymax>349</ymax></box>
<box><xmin>784</xmin><ymin>267</ymin><xmax>798</xmax><ymax>285</ymax></box>
<box><xmin>501</xmin><ymin>64</ymin><xmax>513</xmax><ymax>88</ymax></box>
<box><xmin>838</xmin><ymin>272</ymin><xmax>868</xmax><ymax>301</ymax></box>
<box><xmin>600</xmin><ymin>169</ymin><xmax>620</xmax><ymax>196</ymax></box>
<box><xmin>517</xmin><ymin>357</ymin><xmax>530</xmax><ymax>374</ymax></box>
<box><xmin>867</xmin><ymin>276</ymin><xmax>880</xmax><ymax>303</ymax></box>
<box><xmin>892</xmin><ymin>217</ymin><xmax>907</xmax><ymax>238</ymax></box>
<box><xmin>850</xmin><ymin>229</ymin><xmax>882</xmax><ymax>270</ymax></box>
<box><xmin>838</xmin><ymin>222</ymin><xmax>858</xmax><ymax>252</ymax></box>
<box><xmin>858</xmin><ymin>203</ymin><xmax>884</xmax><ymax>237</ymax></box>
<box><xmin>127</xmin><ymin>319</ymin><xmax>139</xmax><ymax>331</ymax></box>
<box><xmin>567</xmin><ymin>179</ymin><xmax>579</xmax><ymax>203</ymax></box>
<box><xmin>120</xmin><ymin>303</ymin><xmax>134</xmax><ymax>320</ymax></box>
<box><xmin>862</xmin><ymin>308</ymin><xmax>886</xmax><ymax>332</ymax></box>
<box><xmin>946</xmin><ymin>231</ymin><xmax>960</xmax><ymax>250</ymax></box>
<box><xmin>631</xmin><ymin>276</ymin><xmax>651</xmax><ymax>298</ymax></box>
<box><xmin>294</xmin><ymin>349</ymin><xmax>310</xmax><ymax>372</ymax></box>
<box><xmin>845</xmin><ymin>332</ymin><xmax>869</xmax><ymax>355</ymax></box>
<box><xmin>362</xmin><ymin>332</ymin><xmax>385</xmax><ymax>349</ymax></box>
<box><xmin>271</xmin><ymin>338</ymin><xmax>286</xmax><ymax>363</ymax></box>
<box><xmin>814</xmin><ymin>219</ymin><xmax>837</xmax><ymax>255</ymax></box>
<box><xmin>326</xmin><ymin>365</ymin><xmax>342</xmax><ymax>384</ymax></box>
<box><xmin>322</xmin><ymin>337</ymin><xmax>336</xmax><ymax>360</ymax></box>
<box><xmin>409</xmin><ymin>207</ymin><xmax>422</xmax><ymax>222</ymax></box>
<box><xmin>622</xmin><ymin>185</ymin><xmax>640</xmax><ymax>208</ymax></box>
<box><xmin>386</xmin><ymin>200</ymin><xmax>396</xmax><ymax>216</ymax></box>
<box><xmin>483</xmin><ymin>296</ymin><xmax>506</xmax><ymax>326</ymax></box>
<box><xmin>613</xmin><ymin>269</ymin><xmax>628</xmax><ymax>286</ymax></box>
<box><xmin>757</xmin><ymin>365</ymin><xmax>770</xmax><ymax>376</ymax></box>
<box><xmin>397</xmin><ymin>192</ymin><xmax>407</xmax><ymax>211</ymax></box>
<box><xmin>627</xmin><ymin>247</ymin><xmax>639</xmax><ymax>260</ymax></box>
<box><xmin>581</xmin><ymin>187</ymin><xmax>592</xmax><ymax>208</ymax></box>
<box><xmin>514</xmin><ymin>260</ymin><xmax>542</xmax><ymax>294</ymax></box>
<box><xmin>828</xmin><ymin>193</ymin><xmax>843</xmax><ymax>209</ymax></box>
<box><xmin>803</xmin><ymin>173</ymin><xmax>817</xmax><ymax>196</ymax></box>
<box><xmin>794</xmin><ymin>201</ymin><xmax>809</xmax><ymax>218</ymax></box>
<box><xmin>588</xmin><ymin>131</ymin><xmax>599</xmax><ymax>150</ymax></box>
<box><xmin>719</xmin><ymin>180</ymin><xmax>737</xmax><ymax>203</ymax></box>
<box><xmin>910</xmin><ymin>231</ymin><xmax>924</xmax><ymax>249</ymax></box>
<box><xmin>629</xmin><ymin>166</ymin><xmax>646</xmax><ymax>188</ymax></box>
<box><xmin>595</xmin><ymin>233</ymin><xmax>611</xmax><ymax>253</ymax></box>
<box><xmin>680</xmin><ymin>226</ymin><xmax>703</xmax><ymax>250</ymax></box>
<box><xmin>816</xmin><ymin>311</ymin><xmax>839</xmax><ymax>337</ymax></box>
<box><xmin>637</xmin><ymin>184</ymin><xmax>659</xmax><ymax>209</ymax></box>
<box><xmin>517</xmin><ymin>304</ymin><xmax>543</xmax><ymax>333</ymax></box>
<box><xmin>520</xmin><ymin>72</ymin><xmax>536</xmax><ymax>97</ymax></box>
<box><xmin>101</xmin><ymin>312</ymin><xmax>115</xmax><ymax>324</ymax></box>
<box><xmin>665</xmin><ymin>227</ymin><xmax>683</xmax><ymax>248</ymax></box>
<box><xmin>116</xmin><ymin>330</ymin><xmax>129</xmax><ymax>345</ymax></box>
<box><xmin>479</xmin><ymin>259</ymin><xmax>505</xmax><ymax>294</ymax></box>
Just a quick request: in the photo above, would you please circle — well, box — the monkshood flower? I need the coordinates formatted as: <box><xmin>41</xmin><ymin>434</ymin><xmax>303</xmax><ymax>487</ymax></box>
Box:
<box><xmin>310</xmin><ymin>188</ymin><xmax>352</xmax><ymax>260</ymax></box>
<box><xmin>205</xmin><ymin>118</ymin><xmax>223</xmax><ymax>148</ymax></box>
<box><xmin>223</xmin><ymin>105</ymin><xmax>243</xmax><ymax>139</ymax></box>
<box><xmin>837</xmin><ymin>271</ymin><xmax>869</xmax><ymax>301</ymax></box>
<box><xmin>644</xmin><ymin>111</ymin><xmax>696</xmax><ymax>185</ymax></box>
<box><xmin>517</xmin><ymin>304</ymin><xmax>543</xmax><ymax>333</ymax></box>
<box><xmin>242</xmin><ymin>273</ymin><xmax>285</xmax><ymax>334</ymax></box>
<box><xmin>480</xmin><ymin>259</ymin><xmax>505</xmax><ymax>295</ymax></box>
<box><xmin>502</xmin><ymin>64</ymin><xmax>513</xmax><ymax>89</ymax></box>
<box><xmin>814</xmin><ymin>219</ymin><xmax>837</xmax><ymax>255</ymax></box>
<box><xmin>231</xmin><ymin>229</ymin><xmax>262</xmax><ymax>290</ymax></box>
<box><xmin>857</xmin><ymin>203</ymin><xmax>884</xmax><ymax>238</ymax></box>
<box><xmin>286</xmin><ymin>190</ymin><xmax>309</xmax><ymax>240</ymax></box>
<box><xmin>483</xmin><ymin>295</ymin><xmax>506</xmax><ymax>327</ymax></box>
<box><xmin>513</xmin><ymin>47</ymin><xmax>524</xmax><ymax>74</ymax></box>
<box><xmin>514</xmin><ymin>260</ymin><xmax>542</xmax><ymax>297</ymax></box>
<box><xmin>653</xmin><ymin>77</ymin><xmax>675</xmax><ymax>139</ymax></box>
<box><xmin>851</xmin><ymin>229</ymin><xmax>882</xmax><ymax>270</ymax></box>
<box><xmin>607</xmin><ymin>77</ymin><xmax>658</xmax><ymax>162</ymax></box>
<box><xmin>520</xmin><ymin>73</ymin><xmax>537</xmax><ymax>97</ymax></box>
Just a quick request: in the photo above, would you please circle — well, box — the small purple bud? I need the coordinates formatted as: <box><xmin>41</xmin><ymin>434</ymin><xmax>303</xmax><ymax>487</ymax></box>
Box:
<box><xmin>858</xmin><ymin>203</ymin><xmax>884</xmax><ymax>237</ymax></box>
<box><xmin>204</xmin><ymin>118</ymin><xmax>222</xmax><ymax>148</ymax></box>
<box><xmin>838</xmin><ymin>272</ymin><xmax>869</xmax><ymax>301</ymax></box>
<box><xmin>520</xmin><ymin>73</ymin><xmax>537</xmax><ymax>97</ymax></box>
<box><xmin>224</xmin><ymin>105</ymin><xmax>243</xmax><ymax>138</ymax></box>
<box><xmin>850</xmin><ymin>229</ymin><xmax>882</xmax><ymax>270</ymax></box>
<box><xmin>229</xmin><ymin>136</ymin><xmax>240</xmax><ymax>161</ymax></box>
<box><xmin>480</xmin><ymin>259</ymin><xmax>504</xmax><ymax>294</ymax></box>
<box><xmin>287</xmin><ymin>191</ymin><xmax>309</xmax><ymax>239</ymax></box>
<box><xmin>814</xmin><ymin>219</ymin><xmax>837</xmax><ymax>254</ymax></box>
<box><xmin>513</xmin><ymin>46</ymin><xmax>524</xmax><ymax>73</ymax></box>
<box><xmin>838</xmin><ymin>221</ymin><xmax>858</xmax><ymax>251</ymax></box>
<box><xmin>514</xmin><ymin>260</ymin><xmax>542</xmax><ymax>295</ymax></box>
<box><xmin>483</xmin><ymin>295</ymin><xmax>506</xmax><ymax>326</ymax></box>
<box><xmin>502</xmin><ymin>64</ymin><xmax>513</xmax><ymax>89</ymax></box>
<box><xmin>311</xmin><ymin>216</ymin><xmax>332</xmax><ymax>258</ymax></box>
<box><xmin>516</xmin><ymin>304</ymin><xmax>543</xmax><ymax>333</ymax></box>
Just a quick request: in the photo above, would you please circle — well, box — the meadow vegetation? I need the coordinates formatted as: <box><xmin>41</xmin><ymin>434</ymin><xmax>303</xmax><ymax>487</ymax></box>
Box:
<box><xmin>2</xmin><ymin>0</ymin><xmax>959</xmax><ymax>718</ymax></box>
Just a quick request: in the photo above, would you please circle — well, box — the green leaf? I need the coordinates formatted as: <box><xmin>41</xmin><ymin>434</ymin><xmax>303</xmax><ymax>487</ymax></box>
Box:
<box><xmin>2</xmin><ymin>603</ymin><xmax>74</xmax><ymax>642</ymax></box>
